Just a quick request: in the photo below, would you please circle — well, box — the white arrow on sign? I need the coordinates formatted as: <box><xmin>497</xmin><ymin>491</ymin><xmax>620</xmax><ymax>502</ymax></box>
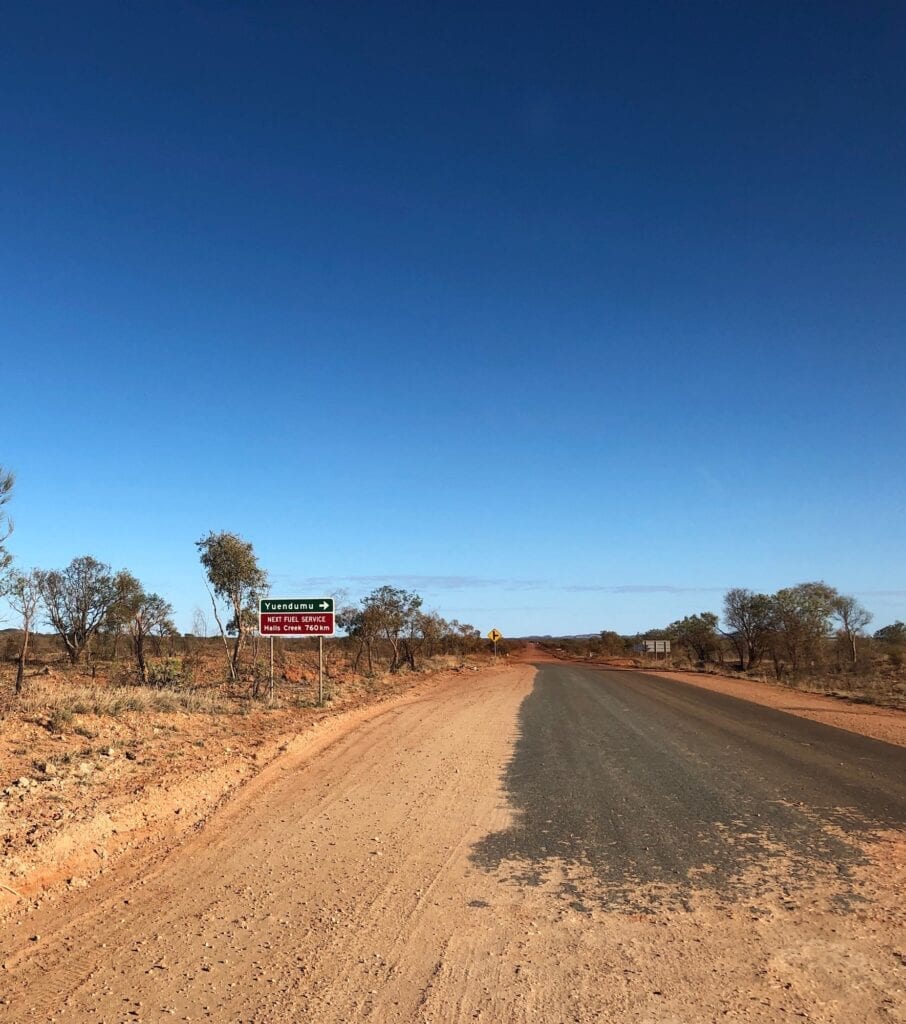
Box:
<box><xmin>319</xmin><ymin>601</ymin><xmax>330</xmax><ymax>610</ymax></box>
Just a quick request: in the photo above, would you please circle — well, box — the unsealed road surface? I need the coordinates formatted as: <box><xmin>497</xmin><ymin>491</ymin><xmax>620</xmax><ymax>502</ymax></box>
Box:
<box><xmin>2</xmin><ymin>662</ymin><xmax>905</xmax><ymax>1023</ymax></box>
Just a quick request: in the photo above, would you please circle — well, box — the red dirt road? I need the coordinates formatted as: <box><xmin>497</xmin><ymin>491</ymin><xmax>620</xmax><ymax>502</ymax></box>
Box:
<box><xmin>1</xmin><ymin>662</ymin><xmax>903</xmax><ymax>1023</ymax></box>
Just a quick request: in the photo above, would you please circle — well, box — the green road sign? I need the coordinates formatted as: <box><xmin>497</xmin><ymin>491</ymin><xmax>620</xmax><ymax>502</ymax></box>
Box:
<box><xmin>259</xmin><ymin>597</ymin><xmax>336</xmax><ymax>637</ymax></box>
<box><xmin>260</xmin><ymin>598</ymin><xmax>334</xmax><ymax>613</ymax></box>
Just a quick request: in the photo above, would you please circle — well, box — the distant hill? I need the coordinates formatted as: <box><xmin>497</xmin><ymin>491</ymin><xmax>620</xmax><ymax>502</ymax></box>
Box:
<box><xmin>521</xmin><ymin>633</ymin><xmax>604</xmax><ymax>642</ymax></box>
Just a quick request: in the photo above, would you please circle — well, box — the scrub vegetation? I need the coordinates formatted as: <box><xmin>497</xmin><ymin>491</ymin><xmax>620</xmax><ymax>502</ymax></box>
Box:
<box><xmin>0</xmin><ymin>470</ymin><xmax>483</xmax><ymax>712</ymax></box>
<box><xmin>543</xmin><ymin>584</ymin><xmax>906</xmax><ymax>708</ymax></box>
<box><xmin>0</xmin><ymin>466</ymin><xmax>491</xmax><ymax>897</ymax></box>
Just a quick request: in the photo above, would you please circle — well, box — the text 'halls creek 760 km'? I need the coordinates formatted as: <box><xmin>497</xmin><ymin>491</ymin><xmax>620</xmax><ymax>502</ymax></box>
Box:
<box><xmin>258</xmin><ymin>598</ymin><xmax>336</xmax><ymax>637</ymax></box>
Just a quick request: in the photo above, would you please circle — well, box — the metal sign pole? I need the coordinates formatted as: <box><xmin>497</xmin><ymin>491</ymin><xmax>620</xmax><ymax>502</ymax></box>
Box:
<box><xmin>319</xmin><ymin>636</ymin><xmax>324</xmax><ymax>706</ymax></box>
<box><xmin>269</xmin><ymin>636</ymin><xmax>274</xmax><ymax>702</ymax></box>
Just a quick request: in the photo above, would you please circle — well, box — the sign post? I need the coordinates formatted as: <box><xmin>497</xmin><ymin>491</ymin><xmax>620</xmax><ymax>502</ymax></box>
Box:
<box><xmin>259</xmin><ymin>598</ymin><xmax>336</xmax><ymax>705</ymax></box>
<box><xmin>487</xmin><ymin>628</ymin><xmax>503</xmax><ymax>657</ymax></box>
<box><xmin>269</xmin><ymin>636</ymin><xmax>275</xmax><ymax>704</ymax></box>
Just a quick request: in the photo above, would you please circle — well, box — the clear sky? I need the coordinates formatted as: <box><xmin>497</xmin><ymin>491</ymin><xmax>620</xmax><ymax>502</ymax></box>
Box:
<box><xmin>2</xmin><ymin>2</ymin><xmax>904</xmax><ymax>637</ymax></box>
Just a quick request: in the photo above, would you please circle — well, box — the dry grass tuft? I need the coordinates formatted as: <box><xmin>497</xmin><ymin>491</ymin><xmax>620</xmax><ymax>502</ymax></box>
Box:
<box><xmin>5</xmin><ymin>679</ymin><xmax>229</xmax><ymax>723</ymax></box>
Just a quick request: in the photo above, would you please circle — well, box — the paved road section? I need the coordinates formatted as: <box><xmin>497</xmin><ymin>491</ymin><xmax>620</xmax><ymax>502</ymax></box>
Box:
<box><xmin>1</xmin><ymin>662</ymin><xmax>904</xmax><ymax>1023</ymax></box>
<box><xmin>474</xmin><ymin>664</ymin><xmax>906</xmax><ymax>910</ymax></box>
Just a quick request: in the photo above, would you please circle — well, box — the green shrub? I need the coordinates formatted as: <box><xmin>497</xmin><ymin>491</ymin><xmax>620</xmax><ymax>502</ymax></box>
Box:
<box><xmin>145</xmin><ymin>658</ymin><xmax>194</xmax><ymax>690</ymax></box>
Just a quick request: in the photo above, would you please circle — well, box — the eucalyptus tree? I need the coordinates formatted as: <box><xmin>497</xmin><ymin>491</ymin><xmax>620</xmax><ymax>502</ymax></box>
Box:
<box><xmin>722</xmin><ymin>588</ymin><xmax>774</xmax><ymax>671</ymax></box>
<box><xmin>874</xmin><ymin>621</ymin><xmax>906</xmax><ymax>645</ymax></box>
<box><xmin>113</xmin><ymin>571</ymin><xmax>177</xmax><ymax>683</ymax></box>
<box><xmin>668</xmin><ymin>612</ymin><xmax>721</xmax><ymax>664</ymax></box>
<box><xmin>7</xmin><ymin>570</ymin><xmax>40</xmax><ymax>694</ymax></box>
<box><xmin>361</xmin><ymin>585</ymin><xmax>423</xmax><ymax>672</ymax></box>
<box><xmin>337</xmin><ymin>603</ymin><xmax>376</xmax><ymax>675</ymax></box>
<box><xmin>768</xmin><ymin>581</ymin><xmax>838</xmax><ymax>676</ymax></box>
<box><xmin>832</xmin><ymin>593</ymin><xmax>872</xmax><ymax>668</ymax></box>
<box><xmin>196</xmin><ymin>531</ymin><xmax>268</xmax><ymax>681</ymax></box>
<box><xmin>37</xmin><ymin>556</ymin><xmax>119</xmax><ymax>664</ymax></box>
<box><xmin>0</xmin><ymin>466</ymin><xmax>13</xmax><ymax>586</ymax></box>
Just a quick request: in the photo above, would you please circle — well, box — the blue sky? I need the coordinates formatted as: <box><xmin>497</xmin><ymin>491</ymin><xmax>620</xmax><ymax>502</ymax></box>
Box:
<box><xmin>2</xmin><ymin>2</ymin><xmax>904</xmax><ymax>636</ymax></box>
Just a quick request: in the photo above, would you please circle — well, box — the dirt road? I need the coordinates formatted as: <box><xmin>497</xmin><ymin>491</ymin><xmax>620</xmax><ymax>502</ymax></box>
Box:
<box><xmin>1</xmin><ymin>662</ymin><xmax>904</xmax><ymax>1023</ymax></box>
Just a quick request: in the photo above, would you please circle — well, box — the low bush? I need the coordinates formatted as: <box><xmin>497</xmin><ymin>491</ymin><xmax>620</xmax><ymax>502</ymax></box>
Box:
<box><xmin>145</xmin><ymin>657</ymin><xmax>195</xmax><ymax>690</ymax></box>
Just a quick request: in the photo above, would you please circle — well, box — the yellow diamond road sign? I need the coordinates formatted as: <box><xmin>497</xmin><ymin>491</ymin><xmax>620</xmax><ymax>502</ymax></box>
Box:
<box><xmin>487</xmin><ymin>629</ymin><xmax>503</xmax><ymax>642</ymax></box>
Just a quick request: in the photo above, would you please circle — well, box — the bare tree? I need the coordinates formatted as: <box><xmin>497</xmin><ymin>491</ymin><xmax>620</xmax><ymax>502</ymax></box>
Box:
<box><xmin>196</xmin><ymin>531</ymin><xmax>268</xmax><ymax>682</ymax></box>
<box><xmin>37</xmin><ymin>556</ymin><xmax>119</xmax><ymax>665</ymax></box>
<box><xmin>192</xmin><ymin>607</ymin><xmax>208</xmax><ymax>638</ymax></box>
<box><xmin>7</xmin><ymin>570</ymin><xmax>40</xmax><ymax>694</ymax></box>
<box><xmin>832</xmin><ymin>594</ymin><xmax>872</xmax><ymax>668</ymax></box>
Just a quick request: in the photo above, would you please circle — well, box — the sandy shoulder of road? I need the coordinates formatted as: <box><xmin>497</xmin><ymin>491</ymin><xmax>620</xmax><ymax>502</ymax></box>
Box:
<box><xmin>0</xmin><ymin>663</ymin><xmax>487</xmax><ymax>919</ymax></box>
<box><xmin>644</xmin><ymin>667</ymin><xmax>906</xmax><ymax>747</ymax></box>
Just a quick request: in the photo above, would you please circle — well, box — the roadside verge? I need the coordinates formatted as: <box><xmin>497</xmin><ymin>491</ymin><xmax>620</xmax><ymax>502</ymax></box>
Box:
<box><xmin>640</xmin><ymin>666</ymin><xmax>906</xmax><ymax>747</ymax></box>
<box><xmin>0</xmin><ymin>664</ymin><xmax>484</xmax><ymax>919</ymax></box>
